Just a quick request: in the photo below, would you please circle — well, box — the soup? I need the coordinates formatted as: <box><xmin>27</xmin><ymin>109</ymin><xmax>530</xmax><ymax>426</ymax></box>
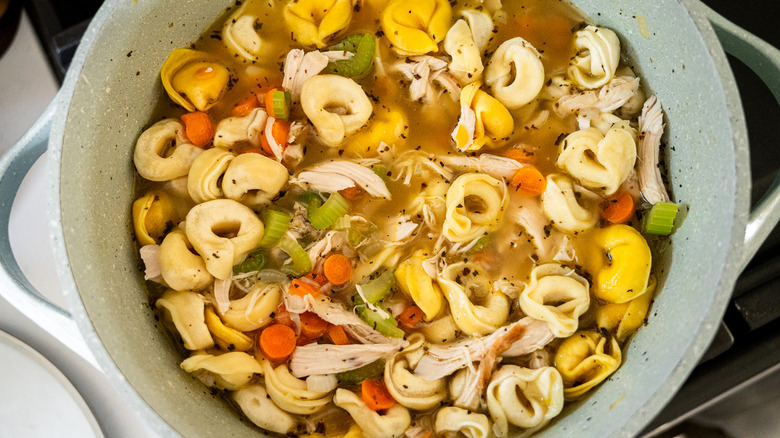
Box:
<box><xmin>131</xmin><ymin>0</ymin><xmax>678</xmax><ymax>436</ymax></box>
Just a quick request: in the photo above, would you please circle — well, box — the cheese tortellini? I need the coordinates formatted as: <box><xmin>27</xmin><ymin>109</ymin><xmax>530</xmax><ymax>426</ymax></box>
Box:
<box><xmin>381</xmin><ymin>0</ymin><xmax>452</xmax><ymax>56</ymax></box>
<box><xmin>434</xmin><ymin>407</ymin><xmax>492</xmax><ymax>438</ymax></box>
<box><xmin>159</xmin><ymin>229</ymin><xmax>214</xmax><ymax>292</ymax></box>
<box><xmin>437</xmin><ymin>262</ymin><xmax>510</xmax><ymax>336</ymax></box>
<box><xmin>486</xmin><ymin>365</ymin><xmax>565</xmax><ymax>438</ymax></box>
<box><xmin>395</xmin><ymin>251</ymin><xmax>445</xmax><ymax>321</ymax></box>
<box><xmin>155</xmin><ymin>289</ymin><xmax>213</xmax><ymax>351</ymax></box>
<box><xmin>180</xmin><ymin>351</ymin><xmax>263</xmax><ymax>390</ymax></box>
<box><xmin>443</xmin><ymin>173</ymin><xmax>508</xmax><ymax>243</ymax></box>
<box><xmin>134</xmin><ymin>119</ymin><xmax>203</xmax><ymax>182</ymax></box>
<box><xmin>485</xmin><ymin>37</ymin><xmax>545</xmax><ymax>109</ymax></box>
<box><xmin>541</xmin><ymin>174</ymin><xmax>599</xmax><ymax>234</ymax></box>
<box><xmin>597</xmin><ymin>275</ymin><xmax>657</xmax><ymax>342</ymax></box>
<box><xmin>518</xmin><ymin>264</ymin><xmax>590</xmax><ymax>338</ymax></box>
<box><xmin>554</xmin><ymin>330</ymin><xmax>622</xmax><ymax>400</ymax></box>
<box><xmin>301</xmin><ymin>75</ymin><xmax>373</xmax><ymax>147</ymax></box>
<box><xmin>453</xmin><ymin>83</ymin><xmax>515</xmax><ymax>152</ymax></box>
<box><xmin>283</xmin><ymin>0</ymin><xmax>354</xmax><ymax>48</ymax></box>
<box><xmin>222</xmin><ymin>3</ymin><xmax>266</xmax><ymax>61</ymax></box>
<box><xmin>213</xmin><ymin>108</ymin><xmax>267</xmax><ymax>149</ymax></box>
<box><xmin>557</xmin><ymin>126</ymin><xmax>637</xmax><ymax>195</ymax></box>
<box><xmin>221</xmin><ymin>283</ymin><xmax>282</xmax><ymax>332</ymax></box>
<box><xmin>333</xmin><ymin>388</ymin><xmax>412</xmax><ymax>438</ymax></box>
<box><xmin>568</xmin><ymin>25</ymin><xmax>621</xmax><ymax>89</ymax></box>
<box><xmin>584</xmin><ymin>224</ymin><xmax>652</xmax><ymax>303</ymax></box>
<box><xmin>443</xmin><ymin>10</ymin><xmax>493</xmax><ymax>84</ymax></box>
<box><xmin>384</xmin><ymin>334</ymin><xmax>447</xmax><ymax>410</ymax></box>
<box><xmin>233</xmin><ymin>385</ymin><xmax>297</xmax><ymax>435</ymax></box>
<box><xmin>204</xmin><ymin>307</ymin><xmax>254</xmax><ymax>351</ymax></box>
<box><xmin>132</xmin><ymin>190</ymin><xmax>179</xmax><ymax>246</ymax></box>
<box><xmin>262</xmin><ymin>361</ymin><xmax>333</xmax><ymax>414</ymax></box>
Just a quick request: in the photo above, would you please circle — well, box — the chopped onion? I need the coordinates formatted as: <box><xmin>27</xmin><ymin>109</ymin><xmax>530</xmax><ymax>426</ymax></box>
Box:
<box><xmin>306</xmin><ymin>374</ymin><xmax>339</xmax><ymax>393</ymax></box>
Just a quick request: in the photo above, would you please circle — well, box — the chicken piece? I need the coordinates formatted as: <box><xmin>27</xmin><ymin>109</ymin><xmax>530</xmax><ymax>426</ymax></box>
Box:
<box><xmin>139</xmin><ymin>245</ymin><xmax>163</xmax><ymax>283</ymax></box>
<box><xmin>637</xmin><ymin>96</ymin><xmax>670</xmax><ymax>204</ymax></box>
<box><xmin>294</xmin><ymin>160</ymin><xmax>391</xmax><ymax>199</ymax></box>
<box><xmin>438</xmin><ymin>153</ymin><xmax>523</xmax><ymax>179</ymax></box>
<box><xmin>282</xmin><ymin>49</ymin><xmax>330</xmax><ymax>102</ymax></box>
<box><xmin>554</xmin><ymin>76</ymin><xmax>640</xmax><ymax>117</ymax></box>
<box><xmin>290</xmin><ymin>343</ymin><xmax>407</xmax><ymax>377</ymax></box>
<box><xmin>395</xmin><ymin>56</ymin><xmax>461</xmax><ymax>103</ymax></box>
<box><xmin>392</xmin><ymin>150</ymin><xmax>453</xmax><ymax>186</ymax></box>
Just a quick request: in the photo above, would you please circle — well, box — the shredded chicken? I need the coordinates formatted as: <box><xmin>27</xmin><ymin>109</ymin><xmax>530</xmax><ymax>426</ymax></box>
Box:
<box><xmin>213</xmin><ymin>274</ymin><xmax>233</xmax><ymax>315</ymax></box>
<box><xmin>438</xmin><ymin>153</ymin><xmax>523</xmax><ymax>179</ymax></box>
<box><xmin>294</xmin><ymin>160</ymin><xmax>391</xmax><ymax>199</ymax></box>
<box><xmin>414</xmin><ymin>317</ymin><xmax>554</xmax><ymax>380</ymax></box>
<box><xmin>451</xmin><ymin>104</ymin><xmax>477</xmax><ymax>151</ymax></box>
<box><xmin>392</xmin><ymin>150</ymin><xmax>453</xmax><ymax>185</ymax></box>
<box><xmin>282</xmin><ymin>49</ymin><xmax>330</xmax><ymax>102</ymax></box>
<box><xmin>322</xmin><ymin>50</ymin><xmax>355</xmax><ymax>62</ymax></box>
<box><xmin>307</xmin><ymin>230</ymin><xmax>352</xmax><ymax>269</ymax></box>
<box><xmin>290</xmin><ymin>343</ymin><xmax>406</xmax><ymax>377</ymax></box>
<box><xmin>395</xmin><ymin>56</ymin><xmax>461</xmax><ymax>102</ymax></box>
<box><xmin>555</xmin><ymin>76</ymin><xmax>640</xmax><ymax>117</ymax></box>
<box><xmin>139</xmin><ymin>245</ymin><xmax>163</xmax><ymax>282</ymax></box>
<box><xmin>527</xmin><ymin>349</ymin><xmax>551</xmax><ymax>369</ymax></box>
<box><xmin>510</xmin><ymin>196</ymin><xmax>567</xmax><ymax>262</ymax></box>
<box><xmin>637</xmin><ymin>96</ymin><xmax>670</xmax><ymax>204</ymax></box>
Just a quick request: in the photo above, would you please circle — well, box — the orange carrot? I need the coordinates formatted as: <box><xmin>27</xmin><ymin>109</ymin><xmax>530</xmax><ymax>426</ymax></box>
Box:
<box><xmin>601</xmin><ymin>192</ymin><xmax>635</xmax><ymax>224</ymax></box>
<box><xmin>420</xmin><ymin>432</ymin><xmax>433</xmax><ymax>438</ymax></box>
<box><xmin>260</xmin><ymin>119</ymin><xmax>290</xmax><ymax>156</ymax></box>
<box><xmin>398</xmin><ymin>305</ymin><xmax>424</xmax><ymax>329</ymax></box>
<box><xmin>300</xmin><ymin>311</ymin><xmax>330</xmax><ymax>339</ymax></box>
<box><xmin>289</xmin><ymin>278</ymin><xmax>321</xmax><ymax>298</ymax></box>
<box><xmin>259</xmin><ymin>323</ymin><xmax>297</xmax><ymax>361</ymax></box>
<box><xmin>503</xmin><ymin>148</ymin><xmax>535</xmax><ymax>163</ymax></box>
<box><xmin>339</xmin><ymin>186</ymin><xmax>363</xmax><ymax>200</ymax></box>
<box><xmin>323</xmin><ymin>254</ymin><xmax>353</xmax><ymax>285</ymax></box>
<box><xmin>264</xmin><ymin>88</ymin><xmax>280</xmax><ymax>113</ymax></box>
<box><xmin>327</xmin><ymin>325</ymin><xmax>350</xmax><ymax>345</ymax></box>
<box><xmin>307</xmin><ymin>272</ymin><xmax>329</xmax><ymax>287</ymax></box>
<box><xmin>511</xmin><ymin>166</ymin><xmax>547</xmax><ymax>197</ymax></box>
<box><xmin>232</xmin><ymin>94</ymin><xmax>260</xmax><ymax>117</ymax></box>
<box><xmin>361</xmin><ymin>379</ymin><xmax>395</xmax><ymax>411</ymax></box>
<box><xmin>180</xmin><ymin>111</ymin><xmax>213</xmax><ymax>147</ymax></box>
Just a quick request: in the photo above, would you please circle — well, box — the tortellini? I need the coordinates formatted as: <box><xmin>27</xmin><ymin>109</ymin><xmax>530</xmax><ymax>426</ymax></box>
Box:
<box><xmin>384</xmin><ymin>334</ymin><xmax>447</xmax><ymax>410</ymax></box>
<box><xmin>233</xmin><ymin>384</ymin><xmax>297</xmax><ymax>435</ymax></box>
<box><xmin>437</xmin><ymin>262</ymin><xmax>509</xmax><ymax>336</ymax></box>
<box><xmin>161</xmin><ymin>49</ymin><xmax>230</xmax><ymax>112</ymax></box>
<box><xmin>223</xmin><ymin>4</ymin><xmax>266</xmax><ymax>61</ymax></box>
<box><xmin>434</xmin><ymin>407</ymin><xmax>492</xmax><ymax>438</ymax></box>
<box><xmin>262</xmin><ymin>361</ymin><xmax>333</xmax><ymax>414</ymax></box>
<box><xmin>584</xmin><ymin>224</ymin><xmax>652</xmax><ymax>303</ymax></box>
<box><xmin>420</xmin><ymin>310</ymin><xmax>460</xmax><ymax>344</ymax></box>
<box><xmin>345</xmin><ymin>105</ymin><xmax>409</xmax><ymax>155</ymax></box>
<box><xmin>449</xmin><ymin>368</ymin><xmax>480</xmax><ymax>410</ymax></box>
<box><xmin>518</xmin><ymin>264</ymin><xmax>590</xmax><ymax>338</ymax></box>
<box><xmin>180</xmin><ymin>351</ymin><xmax>263</xmax><ymax>390</ymax></box>
<box><xmin>134</xmin><ymin>119</ymin><xmax>203</xmax><ymax>182</ymax></box>
<box><xmin>443</xmin><ymin>173</ymin><xmax>508</xmax><ymax>244</ymax></box>
<box><xmin>185</xmin><ymin>199</ymin><xmax>264</xmax><ymax>280</ymax></box>
<box><xmin>443</xmin><ymin>11</ymin><xmax>493</xmax><ymax>84</ymax></box>
<box><xmin>381</xmin><ymin>0</ymin><xmax>452</xmax><ymax>56</ymax></box>
<box><xmin>283</xmin><ymin>0</ymin><xmax>354</xmax><ymax>48</ymax></box>
<box><xmin>221</xmin><ymin>153</ymin><xmax>289</xmax><ymax>207</ymax></box>
<box><xmin>155</xmin><ymin>289</ymin><xmax>213</xmax><ymax>350</ymax></box>
<box><xmin>597</xmin><ymin>275</ymin><xmax>657</xmax><ymax>342</ymax></box>
<box><xmin>301</xmin><ymin>75</ymin><xmax>373</xmax><ymax>147</ymax></box>
<box><xmin>204</xmin><ymin>307</ymin><xmax>254</xmax><ymax>351</ymax></box>
<box><xmin>568</xmin><ymin>25</ymin><xmax>621</xmax><ymax>89</ymax></box>
<box><xmin>213</xmin><ymin>108</ymin><xmax>267</xmax><ymax>149</ymax></box>
<box><xmin>485</xmin><ymin>37</ymin><xmax>545</xmax><ymax>109</ymax></box>
<box><xmin>557</xmin><ymin>126</ymin><xmax>637</xmax><ymax>195</ymax></box>
<box><xmin>554</xmin><ymin>330</ymin><xmax>622</xmax><ymax>400</ymax></box>
<box><xmin>453</xmin><ymin>83</ymin><xmax>514</xmax><ymax>152</ymax></box>
<box><xmin>486</xmin><ymin>365</ymin><xmax>564</xmax><ymax>438</ymax></box>
<box><xmin>333</xmin><ymin>389</ymin><xmax>412</xmax><ymax>438</ymax></box>
<box><xmin>188</xmin><ymin>148</ymin><xmax>234</xmax><ymax>203</ymax></box>
<box><xmin>222</xmin><ymin>283</ymin><xmax>282</xmax><ymax>331</ymax></box>
<box><xmin>159</xmin><ymin>229</ymin><xmax>214</xmax><ymax>292</ymax></box>
<box><xmin>395</xmin><ymin>251</ymin><xmax>445</xmax><ymax>321</ymax></box>
<box><xmin>132</xmin><ymin>190</ymin><xmax>179</xmax><ymax>246</ymax></box>
<box><xmin>541</xmin><ymin>174</ymin><xmax>599</xmax><ymax>234</ymax></box>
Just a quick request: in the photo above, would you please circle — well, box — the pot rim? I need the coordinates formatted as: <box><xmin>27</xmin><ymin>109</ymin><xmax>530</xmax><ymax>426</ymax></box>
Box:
<box><xmin>44</xmin><ymin>0</ymin><xmax>752</xmax><ymax>437</ymax></box>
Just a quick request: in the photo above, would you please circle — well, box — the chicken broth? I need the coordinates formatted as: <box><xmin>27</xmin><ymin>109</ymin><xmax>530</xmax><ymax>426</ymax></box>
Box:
<box><xmin>132</xmin><ymin>0</ymin><xmax>675</xmax><ymax>436</ymax></box>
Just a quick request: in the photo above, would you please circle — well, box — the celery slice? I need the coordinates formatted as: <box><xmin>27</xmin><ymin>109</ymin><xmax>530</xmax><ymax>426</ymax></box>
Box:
<box><xmin>357</xmin><ymin>269</ymin><xmax>396</xmax><ymax>304</ymax></box>
<box><xmin>642</xmin><ymin>202</ymin><xmax>678</xmax><ymax>236</ymax></box>
<box><xmin>308</xmin><ymin>193</ymin><xmax>350</xmax><ymax>230</ymax></box>
<box><xmin>259</xmin><ymin>209</ymin><xmax>292</xmax><ymax>248</ymax></box>
<box><xmin>336</xmin><ymin>359</ymin><xmax>386</xmax><ymax>385</ymax></box>
<box><xmin>277</xmin><ymin>236</ymin><xmax>312</xmax><ymax>276</ymax></box>
<box><xmin>271</xmin><ymin>90</ymin><xmax>291</xmax><ymax>121</ymax></box>
<box><xmin>354</xmin><ymin>295</ymin><xmax>404</xmax><ymax>339</ymax></box>
<box><xmin>325</xmin><ymin>34</ymin><xmax>376</xmax><ymax>78</ymax></box>
<box><xmin>233</xmin><ymin>249</ymin><xmax>266</xmax><ymax>274</ymax></box>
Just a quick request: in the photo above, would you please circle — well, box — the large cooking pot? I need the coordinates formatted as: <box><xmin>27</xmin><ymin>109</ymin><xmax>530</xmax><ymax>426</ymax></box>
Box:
<box><xmin>2</xmin><ymin>0</ymin><xmax>780</xmax><ymax>436</ymax></box>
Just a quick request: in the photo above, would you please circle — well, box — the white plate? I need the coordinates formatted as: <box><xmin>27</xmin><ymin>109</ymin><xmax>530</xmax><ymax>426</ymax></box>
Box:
<box><xmin>0</xmin><ymin>329</ymin><xmax>103</xmax><ymax>437</ymax></box>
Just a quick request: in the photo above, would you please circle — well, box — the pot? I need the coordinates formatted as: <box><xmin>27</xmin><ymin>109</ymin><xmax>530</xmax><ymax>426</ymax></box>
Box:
<box><xmin>1</xmin><ymin>0</ymin><xmax>780</xmax><ymax>436</ymax></box>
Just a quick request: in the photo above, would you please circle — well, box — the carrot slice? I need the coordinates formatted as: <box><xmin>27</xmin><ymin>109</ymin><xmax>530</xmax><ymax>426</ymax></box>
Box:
<box><xmin>289</xmin><ymin>278</ymin><xmax>321</xmax><ymax>298</ymax></box>
<box><xmin>180</xmin><ymin>111</ymin><xmax>213</xmax><ymax>147</ymax></box>
<box><xmin>339</xmin><ymin>186</ymin><xmax>363</xmax><ymax>200</ymax></box>
<box><xmin>327</xmin><ymin>325</ymin><xmax>351</xmax><ymax>345</ymax></box>
<box><xmin>503</xmin><ymin>148</ymin><xmax>535</xmax><ymax>163</ymax></box>
<box><xmin>323</xmin><ymin>254</ymin><xmax>353</xmax><ymax>285</ymax></box>
<box><xmin>601</xmin><ymin>192</ymin><xmax>635</xmax><ymax>224</ymax></box>
<box><xmin>232</xmin><ymin>94</ymin><xmax>260</xmax><ymax>117</ymax></box>
<box><xmin>361</xmin><ymin>379</ymin><xmax>395</xmax><ymax>411</ymax></box>
<box><xmin>511</xmin><ymin>166</ymin><xmax>547</xmax><ymax>197</ymax></box>
<box><xmin>307</xmin><ymin>272</ymin><xmax>329</xmax><ymax>287</ymax></box>
<box><xmin>260</xmin><ymin>119</ymin><xmax>290</xmax><ymax>156</ymax></box>
<box><xmin>398</xmin><ymin>305</ymin><xmax>424</xmax><ymax>329</ymax></box>
<box><xmin>259</xmin><ymin>323</ymin><xmax>297</xmax><ymax>361</ymax></box>
<box><xmin>300</xmin><ymin>311</ymin><xmax>330</xmax><ymax>339</ymax></box>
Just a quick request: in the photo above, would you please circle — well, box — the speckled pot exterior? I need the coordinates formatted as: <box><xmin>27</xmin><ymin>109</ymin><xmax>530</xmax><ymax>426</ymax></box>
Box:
<box><xmin>19</xmin><ymin>0</ymin><xmax>773</xmax><ymax>437</ymax></box>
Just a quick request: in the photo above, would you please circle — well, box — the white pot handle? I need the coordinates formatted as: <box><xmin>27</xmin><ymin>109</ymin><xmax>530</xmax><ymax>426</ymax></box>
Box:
<box><xmin>0</xmin><ymin>97</ymin><xmax>98</xmax><ymax>369</ymax></box>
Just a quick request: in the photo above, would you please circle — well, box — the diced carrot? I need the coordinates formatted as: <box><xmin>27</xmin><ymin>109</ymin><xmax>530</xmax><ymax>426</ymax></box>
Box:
<box><xmin>180</xmin><ymin>111</ymin><xmax>213</xmax><ymax>147</ymax></box>
<box><xmin>327</xmin><ymin>325</ymin><xmax>351</xmax><ymax>345</ymax></box>
<box><xmin>601</xmin><ymin>192</ymin><xmax>635</xmax><ymax>224</ymax></box>
<box><xmin>420</xmin><ymin>432</ymin><xmax>433</xmax><ymax>438</ymax></box>
<box><xmin>323</xmin><ymin>254</ymin><xmax>353</xmax><ymax>285</ymax></box>
<box><xmin>398</xmin><ymin>305</ymin><xmax>424</xmax><ymax>329</ymax></box>
<box><xmin>264</xmin><ymin>87</ymin><xmax>280</xmax><ymax>112</ymax></box>
<box><xmin>511</xmin><ymin>166</ymin><xmax>547</xmax><ymax>197</ymax></box>
<box><xmin>339</xmin><ymin>186</ymin><xmax>364</xmax><ymax>200</ymax></box>
<box><xmin>300</xmin><ymin>311</ymin><xmax>330</xmax><ymax>339</ymax></box>
<box><xmin>232</xmin><ymin>94</ymin><xmax>260</xmax><ymax>117</ymax></box>
<box><xmin>259</xmin><ymin>323</ymin><xmax>297</xmax><ymax>361</ymax></box>
<box><xmin>361</xmin><ymin>379</ymin><xmax>395</xmax><ymax>411</ymax></box>
<box><xmin>273</xmin><ymin>303</ymin><xmax>294</xmax><ymax>328</ymax></box>
<box><xmin>503</xmin><ymin>148</ymin><xmax>535</xmax><ymax>163</ymax></box>
<box><xmin>307</xmin><ymin>272</ymin><xmax>329</xmax><ymax>287</ymax></box>
<box><xmin>260</xmin><ymin>119</ymin><xmax>290</xmax><ymax>156</ymax></box>
<box><xmin>289</xmin><ymin>278</ymin><xmax>321</xmax><ymax>298</ymax></box>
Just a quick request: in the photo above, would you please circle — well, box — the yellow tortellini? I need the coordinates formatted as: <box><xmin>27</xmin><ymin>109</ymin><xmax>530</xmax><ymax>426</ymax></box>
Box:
<box><xmin>381</xmin><ymin>0</ymin><xmax>452</xmax><ymax>56</ymax></box>
<box><xmin>541</xmin><ymin>174</ymin><xmax>600</xmax><ymax>234</ymax></box>
<box><xmin>443</xmin><ymin>10</ymin><xmax>493</xmax><ymax>84</ymax></box>
<box><xmin>584</xmin><ymin>224</ymin><xmax>652</xmax><ymax>304</ymax></box>
<box><xmin>345</xmin><ymin>105</ymin><xmax>409</xmax><ymax>155</ymax></box>
<box><xmin>187</xmin><ymin>148</ymin><xmax>234</xmax><ymax>203</ymax></box>
<box><xmin>185</xmin><ymin>199</ymin><xmax>264</xmax><ymax>280</ymax></box>
<box><xmin>453</xmin><ymin>83</ymin><xmax>515</xmax><ymax>152</ymax></box>
<box><xmin>204</xmin><ymin>307</ymin><xmax>254</xmax><ymax>351</ymax></box>
<box><xmin>213</xmin><ymin>108</ymin><xmax>267</xmax><ymax>149</ymax></box>
<box><xmin>161</xmin><ymin>49</ymin><xmax>230</xmax><ymax>112</ymax></box>
<box><xmin>395</xmin><ymin>250</ymin><xmax>444</xmax><ymax>321</ymax></box>
<box><xmin>155</xmin><ymin>290</ymin><xmax>213</xmax><ymax>351</ymax></box>
<box><xmin>557</xmin><ymin>126</ymin><xmax>637</xmax><ymax>196</ymax></box>
<box><xmin>597</xmin><ymin>275</ymin><xmax>657</xmax><ymax>342</ymax></box>
<box><xmin>384</xmin><ymin>334</ymin><xmax>447</xmax><ymax>410</ymax></box>
<box><xmin>437</xmin><ymin>262</ymin><xmax>509</xmax><ymax>336</ymax></box>
<box><xmin>232</xmin><ymin>384</ymin><xmax>297</xmax><ymax>435</ymax></box>
<box><xmin>434</xmin><ymin>407</ymin><xmax>492</xmax><ymax>438</ymax></box>
<box><xmin>262</xmin><ymin>361</ymin><xmax>333</xmax><ymax>415</ymax></box>
<box><xmin>554</xmin><ymin>330</ymin><xmax>622</xmax><ymax>400</ymax></box>
<box><xmin>443</xmin><ymin>173</ymin><xmax>508</xmax><ymax>243</ymax></box>
<box><xmin>132</xmin><ymin>190</ymin><xmax>179</xmax><ymax>246</ymax></box>
<box><xmin>420</xmin><ymin>310</ymin><xmax>460</xmax><ymax>343</ymax></box>
<box><xmin>568</xmin><ymin>25</ymin><xmax>621</xmax><ymax>89</ymax></box>
<box><xmin>159</xmin><ymin>229</ymin><xmax>214</xmax><ymax>292</ymax></box>
<box><xmin>301</xmin><ymin>75</ymin><xmax>374</xmax><ymax>147</ymax></box>
<box><xmin>134</xmin><ymin>119</ymin><xmax>203</xmax><ymax>182</ymax></box>
<box><xmin>222</xmin><ymin>3</ymin><xmax>266</xmax><ymax>62</ymax></box>
<box><xmin>222</xmin><ymin>283</ymin><xmax>282</xmax><ymax>332</ymax></box>
<box><xmin>518</xmin><ymin>264</ymin><xmax>590</xmax><ymax>338</ymax></box>
<box><xmin>485</xmin><ymin>37</ymin><xmax>545</xmax><ymax>110</ymax></box>
<box><xmin>180</xmin><ymin>351</ymin><xmax>263</xmax><ymax>390</ymax></box>
<box><xmin>284</xmin><ymin>0</ymin><xmax>354</xmax><ymax>48</ymax></box>
<box><xmin>333</xmin><ymin>388</ymin><xmax>412</xmax><ymax>438</ymax></box>
<box><xmin>486</xmin><ymin>365</ymin><xmax>565</xmax><ymax>438</ymax></box>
